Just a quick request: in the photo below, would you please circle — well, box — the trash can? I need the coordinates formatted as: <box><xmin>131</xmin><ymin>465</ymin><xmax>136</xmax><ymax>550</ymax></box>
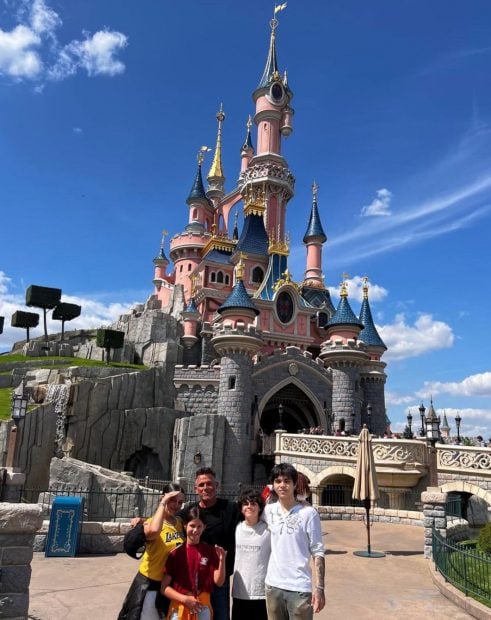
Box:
<box><xmin>45</xmin><ymin>496</ymin><xmax>84</xmax><ymax>557</ymax></box>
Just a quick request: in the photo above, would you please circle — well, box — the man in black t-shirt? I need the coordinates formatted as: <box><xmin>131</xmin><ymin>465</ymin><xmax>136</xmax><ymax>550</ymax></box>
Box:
<box><xmin>182</xmin><ymin>467</ymin><xmax>239</xmax><ymax>620</ymax></box>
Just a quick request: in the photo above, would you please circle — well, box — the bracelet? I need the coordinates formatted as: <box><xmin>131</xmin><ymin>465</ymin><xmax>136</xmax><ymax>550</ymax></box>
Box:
<box><xmin>315</xmin><ymin>586</ymin><xmax>325</xmax><ymax>591</ymax></box>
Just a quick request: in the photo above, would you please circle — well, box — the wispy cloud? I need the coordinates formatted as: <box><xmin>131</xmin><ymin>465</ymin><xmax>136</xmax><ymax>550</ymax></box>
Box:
<box><xmin>328</xmin><ymin>275</ymin><xmax>388</xmax><ymax>303</ymax></box>
<box><xmin>379</xmin><ymin>312</ymin><xmax>454</xmax><ymax>361</ymax></box>
<box><xmin>0</xmin><ymin>0</ymin><xmax>127</xmax><ymax>86</ymax></box>
<box><xmin>417</xmin><ymin>371</ymin><xmax>491</xmax><ymax>399</ymax></box>
<box><xmin>361</xmin><ymin>188</ymin><xmax>392</xmax><ymax>217</ymax></box>
<box><xmin>0</xmin><ymin>271</ymin><xmax>137</xmax><ymax>352</ymax></box>
<box><xmin>419</xmin><ymin>46</ymin><xmax>491</xmax><ymax>76</ymax></box>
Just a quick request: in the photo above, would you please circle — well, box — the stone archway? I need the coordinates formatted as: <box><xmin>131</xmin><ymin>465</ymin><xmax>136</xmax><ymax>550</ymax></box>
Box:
<box><xmin>258</xmin><ymin>377</ymin><xmax>326</xmax><ymax>434</ymax></box>
<box><xmin>441</xmin><ymin>481</ymin><xmax>491</xmax><ymax>525</ymax></box>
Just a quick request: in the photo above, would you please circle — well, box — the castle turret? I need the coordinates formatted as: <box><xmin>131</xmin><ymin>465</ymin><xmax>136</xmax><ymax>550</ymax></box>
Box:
<box><xmin>320</xmin><ymin>279</ymin><xmax>368</xmax><ymax>433</ymax></box>
<box><xmin>303</xmin><ymin>182</ymin><xmax>327</xmax><ymax>288</ymax></box>
<box><xmin>207</xmin><ymin>105</ymin><xmax>226</xmax><ymax>206</ymax></box>
<box><xmin>211</xmin><ymin>260</ymin><xmax>262</xmax><ymax>485</ymax></box>
<box><xmin>153</xmin><ymin>231</ymin><xmax>169</xmax><ymax>293</ymax></box>
<box><xmin>358</xmin><ymin>278</ymin><xmax>387</xmax><ymax>436</ymax></box>
<box><xmin>182</xmin><ymin>297</ymin><xmax>200</xmax><ymax>349</ymax></box>
<box><xmin>240</xmin><ymin>115</ymin><xmax>254</xmax><ymax>173</ymax></box>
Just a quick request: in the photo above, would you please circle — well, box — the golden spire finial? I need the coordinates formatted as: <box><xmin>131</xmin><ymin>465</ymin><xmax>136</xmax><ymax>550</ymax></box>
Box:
<box><xmin>340</xmin><ymin>272</ymin><xmax>350</xmax><ymax>297</ymax></box>
<box><xmin>235</xmin><ymin>252</ymin><xmax>247</xmax><ymax>281</ymax></box>
<box><xmin>208</xmin><ymin>104</ymin><xmax>225</xmax><ymax>181</ymax></box>
<box><xmin>362</xmin><ymin>275</ymin><xmax>369</xmax><ymax>299</ymax></box>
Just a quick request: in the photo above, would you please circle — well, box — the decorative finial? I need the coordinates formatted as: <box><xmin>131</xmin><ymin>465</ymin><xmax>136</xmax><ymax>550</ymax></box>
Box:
<box><xmin>235</xmin><ymin>252</ymin><xmax>248</xmax><ymax>281</ymax></box>
<box><xmin>362</xmin><ymin>275</ymin><xmax>369</xmax><ymax>299</ymax></box>
<box><xmin>216</xmin><ymin>102</ymin><xmax>225</xmax><ymax>124</ymax></box>
<box><xmin>190</xmin><ymin>272</ymin><xmax>199</xmax><ymax>296</ymax></box>
<box><xmin>246</xmin><ymin>114</ymin><xmax>252</xmax><ymax>132</ymax></box>
<box><xmin>208</xmin><ymin>105</ymin><xmax>225</xmax><ymax>182</ymax></box>
<box><xmin>197</xmin><ymin>145</ymin><xmax>211</xmax><ymax>166</ymax></box>
<box><xmin>283</xmin><ymin>69</ymin><xmax>288</xmax><ymax>86</ymax></box>
<box><xmin>340</xmin><ymin>272</ymin><xmax>350</xmax><ymax>297</ymax></box>
<box><xmin>161</xmin><ymin>229</ymin><xmax>168</xmax><ymax>250</ymax></box>
<box><xmin>312</xmin><ymin>180</ymin><xmax>319</xmax><ymax>202</ymax></box>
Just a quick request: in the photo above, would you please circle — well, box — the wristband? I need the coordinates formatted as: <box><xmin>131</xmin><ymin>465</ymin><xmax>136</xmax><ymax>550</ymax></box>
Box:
<box><xmin>315</xmin><ymin>586</ymin><xmax>324</xmax><ymax>591</ymax></box>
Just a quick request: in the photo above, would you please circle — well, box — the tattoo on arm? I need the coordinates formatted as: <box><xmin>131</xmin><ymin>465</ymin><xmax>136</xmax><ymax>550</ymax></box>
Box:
<box><xmin>314</xmin><ymin>556</ymin><xmax>325</xmax><ymax>588</ymax></box>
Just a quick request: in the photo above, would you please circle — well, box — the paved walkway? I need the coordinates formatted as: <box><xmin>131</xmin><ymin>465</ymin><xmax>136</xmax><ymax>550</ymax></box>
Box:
<box><xmin>29</xmin><ymin>520</ymin><xmax>473</xmax><ymax>619</ymax></box>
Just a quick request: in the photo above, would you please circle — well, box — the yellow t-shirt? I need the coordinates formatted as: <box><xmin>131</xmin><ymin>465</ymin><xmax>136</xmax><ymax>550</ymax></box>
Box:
<box><xmin>138</xmin><ymin>517</ymin><xmax>185</xmax><ymax>581</ymax></box>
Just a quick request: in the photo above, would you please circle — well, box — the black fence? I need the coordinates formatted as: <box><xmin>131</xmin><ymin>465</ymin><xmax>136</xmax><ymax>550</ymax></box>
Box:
<box><xmin>321</xmin><ymin>484</ymin><xmax>423</xmax><ymax>512</ymax></box>
<box><xmin>433</xmin><ymin>528</ymin><xmax>491</xmax><ymax>607</ymax></box>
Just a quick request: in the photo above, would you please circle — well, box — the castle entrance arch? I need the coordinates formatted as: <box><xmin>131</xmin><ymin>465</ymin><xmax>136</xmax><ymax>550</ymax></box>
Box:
<box><xmin>260</xmin><ymin>383</ymin><xmax>319</xmax><ymax>433</ymax></box>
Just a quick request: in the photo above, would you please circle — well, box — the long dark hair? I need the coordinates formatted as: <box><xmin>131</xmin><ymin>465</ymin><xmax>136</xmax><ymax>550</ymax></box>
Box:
<box><xmin>162</xmin><ymin>482</ymin><xmax>185</xmax><ymax>494</ymax></box>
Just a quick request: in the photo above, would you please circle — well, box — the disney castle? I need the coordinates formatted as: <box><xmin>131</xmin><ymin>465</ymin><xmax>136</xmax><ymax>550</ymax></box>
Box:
<box><xmin>140</xmin><ymin>11</ymin><xmax>389</xmax><ymax>486</ymax></box>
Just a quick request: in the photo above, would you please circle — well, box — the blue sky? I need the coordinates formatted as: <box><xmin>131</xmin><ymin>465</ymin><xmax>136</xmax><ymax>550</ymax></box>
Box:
<box><xmin>1</xmin><ymin>0</ymin><xmax>490</xmax><ymax>440</ymax></box>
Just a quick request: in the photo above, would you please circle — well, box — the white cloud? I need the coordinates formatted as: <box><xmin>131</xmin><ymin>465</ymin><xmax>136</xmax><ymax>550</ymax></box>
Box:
<box><xmin>73</xmin><ymin>126</ymin><xmax>83</xmax><ymax>134</ymax></box>
<box><xmin>328</xmin><ymin>275</ymin><xmax>388</xmax><ymax>303</ymax></box>
<box><xmin>361</xmin><ymin>188</ymin><xmax>392</xmax><ymax>217</ymax></box>
<box><xmin>0</xmin><ymin>25</ymin><xmax>42</xmax><ymax>78</ymax></box>
<box><xmin>385</xmin><ymin>391</ymin><xmax>414</xmax><ymax>406</ymax></box>
<box><xmin>379</xmin><ymin>312</ymin><xmax>454</xmax><ymax>361</ymax></box>
<box><xmin>52</xmin><ymin>30</ymin><xmax>128</xmax><ymax>80</ymax></box>
<box><xmin>417</xmin><ymin>372</ymin><xmax>491</xmax><ymax>399</ymax></box>
<box><xmin>0</xmin><ymin>1</ymin><xmax>127</xmax><ymax>86</ymax></box>
<box><xmin>0</xmin><ymin>271</ymin><xmax>137</xmax><ymax>352</ymax></box>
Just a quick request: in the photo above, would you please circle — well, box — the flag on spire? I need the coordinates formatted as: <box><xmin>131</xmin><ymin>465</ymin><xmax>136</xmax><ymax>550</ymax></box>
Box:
<box><xmin>274</xmin><ymin>2</ymin><xmax>287</xmax><ymax>13</ymax></box>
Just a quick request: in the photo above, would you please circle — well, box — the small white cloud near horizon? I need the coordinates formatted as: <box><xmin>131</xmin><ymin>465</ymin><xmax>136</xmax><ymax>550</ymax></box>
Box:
<box><xmin>417</xmin><ymin>371</ymin><xmax>491</xmax><ymax>399</ymax></box>
<box><xmin>328</xmin><ymin>275</ymin><xmax>388</xmax><ymax>303</ymax></box>
<box><xmin>379</xmin><ymin>312</ymin><xmax>454</xmax><ymax>361</ymax></box>
<box><xmin>361</xmin><ymin>188</ymin><xmax>393</xmax><ymax>217</ymax></box>
<box><xmin>73</xmin><ymin>126</ymin><xmax>83</xmax><ymax>134</ymax></box>
<box><xmin>0</xmin><ymin>0</ymin><xmax>127</xmax><ymax>85</ymax></box>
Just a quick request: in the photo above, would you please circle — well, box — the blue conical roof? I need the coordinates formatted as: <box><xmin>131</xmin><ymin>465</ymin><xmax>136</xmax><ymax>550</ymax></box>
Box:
<box><xmin>235</xmin><ymin>213</ymin><xmax>269</xmax><ymax>256</ymax></box>
<box><xmin>258</xmin><ymin>27</ymin><xmax>279</xmax><ymax>88</ymax></box>
<box><xmin>218</xmin><ymin>280</ymin><xmax>259</xmax><ymax>315</ymax></box>
<box><xmin>327</xmin><ymin>296</ymin><xmax>363</xmax><ymax>329</ymax></box>
<box><xmin>153</xmin><ymin>246</ymin><xmax>168</xmax><ymax>263</ymax></box>
<box><xmin>303</xmin><ymin>197</ymin><xmax>326</xmax><ymax>243</ymax></box>
<box><xmin>186</xmin><ymin>164</ymin><xmax>207</xmax><ymax>204</ymax></box>
<box><xmin>359</xmin><ymin>298</ymin><xmax>386</xmax><ymax>349</ymax></box>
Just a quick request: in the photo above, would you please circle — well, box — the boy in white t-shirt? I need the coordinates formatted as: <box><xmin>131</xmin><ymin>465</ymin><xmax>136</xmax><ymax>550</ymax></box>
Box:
<box><xmin>263</xmin><ymin>463</ymin><xmax>325</xmax><ymax>620</ymax></box>
<box><xmin>232</xmin><ymin>489</ymin><xmax>271</xmax><ymax>620</ymax></box>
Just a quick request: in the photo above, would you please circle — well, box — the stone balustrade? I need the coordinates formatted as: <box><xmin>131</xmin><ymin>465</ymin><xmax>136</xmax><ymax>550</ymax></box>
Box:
<box><xmin>437</xmin><ymin>444</ymin><xmax>491</xmax><ymax>477</ymax></box>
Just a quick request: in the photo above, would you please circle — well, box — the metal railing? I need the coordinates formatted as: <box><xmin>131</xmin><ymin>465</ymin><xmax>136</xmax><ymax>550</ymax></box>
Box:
<box><xmin>446</xmin><ymin>493</ymin><xmax>463</xmax><ymax>518</ymax></box>
<box><xmin>432</xmin><ymin>528</ymin><xmax>491</xmax><ymax>607</ymax></box>
<box><xmin>320</xmin><ymin>484</ymin><xmax>422</xmax><ymax>511</ymax></box>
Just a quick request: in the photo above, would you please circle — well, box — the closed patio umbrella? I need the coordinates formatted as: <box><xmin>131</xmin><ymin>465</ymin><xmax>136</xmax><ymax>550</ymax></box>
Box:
<box><xmin>352</xmin><ymin>425</ymin><xmax>385</xmax><ymax>558</ymax></box>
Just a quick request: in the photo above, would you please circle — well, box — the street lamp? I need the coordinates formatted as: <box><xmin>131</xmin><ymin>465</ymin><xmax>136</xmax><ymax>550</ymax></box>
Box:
<box><xmin>419</xmin><ymin>402</ymin><xmax>426</xmax><ymax>437</ymax></box>
<box><xmin>425</xmin><ymin>400</ymin><xmax>441</xmax><ymax>487</ymax></box>
<box><xmin>277</xmin><ymin>403</ymin><xmax>284</xmax><ymax>431</ymax></box>
<box><xmin>351</xmin><ymin>410</ymin><xmax>356</xmax><ymax>434</ymax></box>
<box><xmin>5</xmin><ymin>380</ymin><xmax>28</xmax><ymax>469</ymax></box>
<box><xmin>455</xmin><ymin>413</ymin><xmax>462</xmax><ymax>445</ymax></box>
<box><xmin>406</xmin><ymin>410</ymin><xmax>413</xmax><ymax>439</ymax></box>
<box><xmin>367</xmin><ymin>403</ymin><xmax>372</xmax><ymax>433</ymax></box>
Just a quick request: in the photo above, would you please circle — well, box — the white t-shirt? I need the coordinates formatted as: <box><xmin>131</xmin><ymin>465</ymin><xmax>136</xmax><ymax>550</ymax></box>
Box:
<box><xmin>232</xmin><ymin>520</ymin><xmax>271</xmax><ymax>599</ymax></box>
<box><xmin>264</xmin><ymin>502</ymin><xmax>324</xmax><ymax>593</ymax></box>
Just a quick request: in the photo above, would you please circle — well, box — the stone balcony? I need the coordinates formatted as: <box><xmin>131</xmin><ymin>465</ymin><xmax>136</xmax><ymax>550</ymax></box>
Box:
<box><xmin>268</xmin><ymin>432</ymin><xmax>491</xmax><ymax>488</ymax></box>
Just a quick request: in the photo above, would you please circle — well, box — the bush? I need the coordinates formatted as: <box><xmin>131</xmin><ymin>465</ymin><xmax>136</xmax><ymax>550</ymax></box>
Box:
<box><xmin>477</xmin><ymin>522</ymin><xmax>491</xmax><ymax>554</ymax></box>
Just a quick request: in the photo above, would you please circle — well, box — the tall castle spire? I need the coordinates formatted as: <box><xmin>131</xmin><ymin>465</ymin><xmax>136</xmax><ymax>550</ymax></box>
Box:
<box><xmin>207</xmin><ymin>104</ymin><xmax>226</xmax><ymax>203</ymax></box>
<box><xmin>303</xmin><ymin>181</ymin><xmax>327</xmax><ymax>288</ymax></box>
<box><xmin>258</xmin><ymin>14</ymin><xmax>280</xmax><ymax>88</ymax></box>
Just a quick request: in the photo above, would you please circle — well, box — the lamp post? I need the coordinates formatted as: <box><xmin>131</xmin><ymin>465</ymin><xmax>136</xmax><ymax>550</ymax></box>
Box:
<box><xmin>425</xmin><ymin>401</ymin><xmax>441</xmax><ymax>488</ymax></box>
<box><xmin>277</xmin><ymin>403</ymin><xmax>284</xmax><ymax>431</ymax></box>
<box><xmin>419</xmin><ymin>402</ymin><xmax>426</xmax><ymax>437</ymax></box>
<box><xmin>406</xmin><ymin>410</ymin><xmax>413</xmax><ymax>439</ymax></box>
<box><xmin>455</xmin><ymin>413</ymin><xmax>462</xmax><ymax>445</ymax></box>
<box><xmin>351</xmin><ymin>410</ymin><xmax>356</xmax><ymax>434</ymax></box>
<box><xmin>366</xmin><ymin>403</ymin><xmax>372</xmax><ymax>433</ymax></box>
<box><xmin>5</xmin><ymin>380</ymin><xmax>28</xmax><ymax>469</ymax></box>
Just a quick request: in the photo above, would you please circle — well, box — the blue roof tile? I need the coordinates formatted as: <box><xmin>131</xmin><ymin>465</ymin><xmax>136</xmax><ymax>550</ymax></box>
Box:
<box><xmin>303</xmin><ymin>197</ymin><xmax>327</xmax><ymax>243</ymax></box>
<box><xmin>186</xmin><ymin>164</ymin><xmax>207</xmax><ymax>204</ymax></box>
<box><xmin>359</xmin><ymin>298</ymin><xmax>386</xmax><ymax>349</ymax></box>
<box><xmin>235</xmin><ymin>213</ymin><xmax>269</xmax><ymax>256</ymax></box>
<box><xmin>327</xmin><ymin>296</ymin><xmax>363</xmax><ymax>329</ymax></box>
<box><xmin>218</xmin><ymin>280</ymin><xmax>259</xmax><ymax>315</ymax></box>
<box><xmin>203</xmin><ymin>249</ymin><xmax>233</xmax><ymax>265</ymax></box>
<box><xmin>301</xmin><ymin>287</ymin><xmax>335</xmax><ymax>313</ymax></box>
<box><xmin>154</xmin><ymin>247</ymin><xmax>168</xmax><ymax>262</ymax></box>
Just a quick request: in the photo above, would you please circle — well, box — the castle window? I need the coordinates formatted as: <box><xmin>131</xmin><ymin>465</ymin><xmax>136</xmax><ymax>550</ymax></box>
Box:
<box><xmin>179</xmin><ymin>265</ymin><xmax>183</xmax><ymax>273</ymax></box>
<box><xmin>192</xmin><ymin>208</ymin><xmax>198</xmax><ymax>219</ymax></box>
<box><xmin>217</xmin><ymin>271</ymin><xmax>224</xmax><ymax>283</ymax></box>
<box><xmin>228</xmin><ymin>376</ymin><xmax>236</xmax><ymax>390</ymax></box>
<box><xmin>225</xmin><ymin>274</ymin><xmax>230</xmax><ymax>285</ymax></box>
<box><xmin>252</xmin><ymin>266</ymin><xmax>264</xmax><ymax>284</ymax></box>
<box><xmin>317</xmin><ymin>312</ymin><xmax>328</xmax><ymax>328</ymax></box>
<box><xmin>188</xmin><ymin>264</ymin><xmax>192</xmax><ymax>271</ymax></box>
<box><xmin>210</xmin><ymin>272</ymin><xmax>216</xmax><ymax>283</ymax></box>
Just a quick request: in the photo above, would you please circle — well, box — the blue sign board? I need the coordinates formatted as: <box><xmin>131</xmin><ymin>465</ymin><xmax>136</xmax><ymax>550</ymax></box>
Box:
<box><xmin>45</xmin><ymin>496</ymin><xmax>84</xmax><ymax>557</ymax></box>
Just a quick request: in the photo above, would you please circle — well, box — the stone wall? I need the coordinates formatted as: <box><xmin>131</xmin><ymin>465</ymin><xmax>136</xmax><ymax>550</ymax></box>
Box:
<box><xmin>34</xmin><ymin>519</ymin><xmax>132</xmax><ymax>554</ymax></box>
<box><xmin>0</xmin><ymin>503</ymin><xmax>42</xmax><ymax>619</ymax></box>
<box><xmin>174</xmin><ymin>365</ymin><xmax>220</xmax><ymax>415</ymax></box>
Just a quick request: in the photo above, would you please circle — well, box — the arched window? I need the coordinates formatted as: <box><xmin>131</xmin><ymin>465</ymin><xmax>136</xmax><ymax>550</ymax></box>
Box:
<box><xmin>192</xmin><ymin>208</ymin><xmax>198</xmax><ymax>219</ymax></box>
<box><xmin>188</xmin><ymin>264</ymin><xmax>192</xmax><ymax>271</ymax></box>
<box><xmin>252</xmin><ymin>266</ymin><xmax>264</xmax><ymax>284</ymax></box>
<box><xmin>228</xmin><ymin>376</ymin><xmax>236</xmax><ymax>390</ymax></box>
<box><xmin>179</xmin><ymin>265</ymin><xmax>183</xmax><ymax>273</ymax></box>
<box><xmin>210</xmin><ymin>272</ymin><xmax>216</xmax><ymax>283</ymax></box>
<box><xmin>225</xmin><ymin>274</ymin><xmax>230</xmax><ymax>285</ymax></box>
<box><xmin>217</xmin><ymin>271</ymin><xmax>224</xmax><ymax>283</ymax></box>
